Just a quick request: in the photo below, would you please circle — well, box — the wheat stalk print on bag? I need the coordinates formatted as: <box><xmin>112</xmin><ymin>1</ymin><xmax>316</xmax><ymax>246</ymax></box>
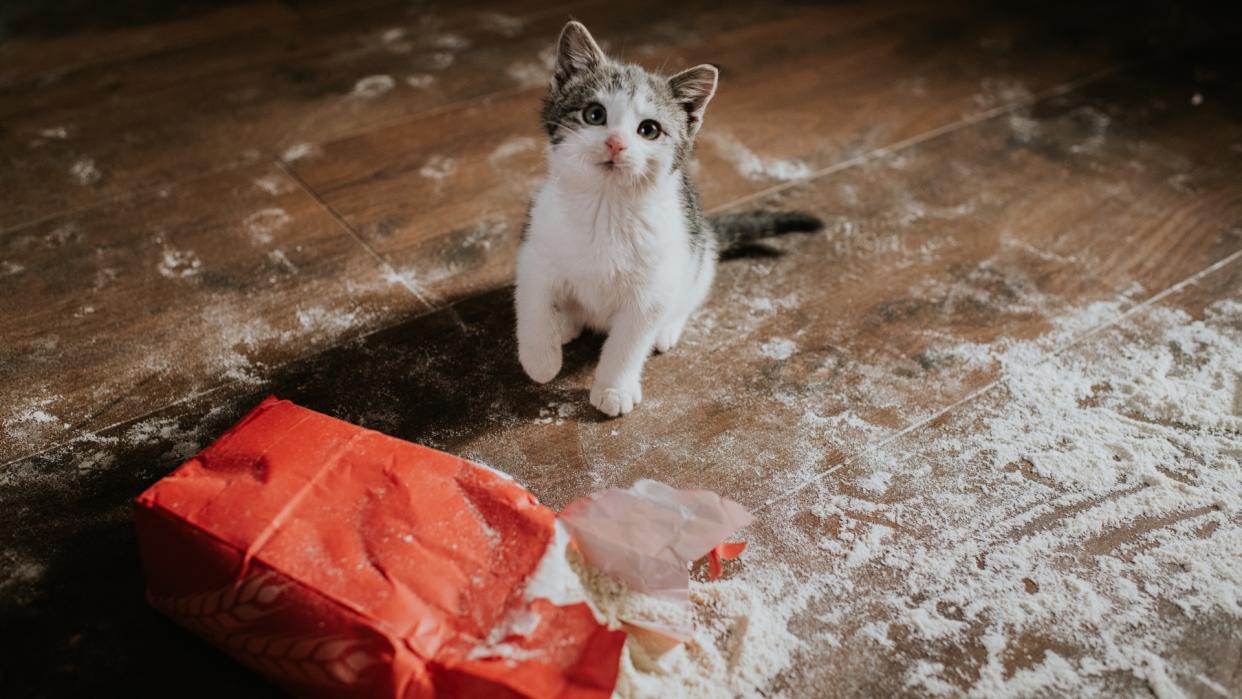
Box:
<box><xmin>150</xmin><ymin>572</ymin><xmax>383</xmax><ymax>687</ymax></box>
<box><xmin>515</xmin><ymin>21</ymin><xmax>822</xmax><ymax>417</ymax></box>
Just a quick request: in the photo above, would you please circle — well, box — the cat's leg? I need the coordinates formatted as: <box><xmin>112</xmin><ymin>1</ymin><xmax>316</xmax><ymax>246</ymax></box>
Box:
<box><xmin>590</xmin><ymin>309</ymin><xmax>658</xmax><ymax>416</ymax></box>
<box><xmin>515</xmin><ymin>262</ymin><xmax>564</xmax><ymax>384</ymax></box>
<box><xmin>654</xmin><ymin>313</ymin><xmax>689</xmax><ymax>353</ymax></box>
<box><xmin>556</xmin><ymin>298</ymin><xmax>585</xmax><ymax>345</ymax></box>
<box><xmin>655</xmin><ymin>257</ymin><xmax>714</xmax><ymax>353</ymax></box>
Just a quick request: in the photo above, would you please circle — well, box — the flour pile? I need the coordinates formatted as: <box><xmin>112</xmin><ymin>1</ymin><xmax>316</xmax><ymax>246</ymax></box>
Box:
<box><xmin>565</xmin><ymin>548</ymin><xmax>809</xmax><ymax>699</ymax></box>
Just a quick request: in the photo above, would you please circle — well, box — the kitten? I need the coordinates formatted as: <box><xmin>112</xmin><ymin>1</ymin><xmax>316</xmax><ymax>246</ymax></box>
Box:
<box><xmin>515</xmin><ymin>21</ymin><xmax>821</xmax><ymax>417</ymax></box>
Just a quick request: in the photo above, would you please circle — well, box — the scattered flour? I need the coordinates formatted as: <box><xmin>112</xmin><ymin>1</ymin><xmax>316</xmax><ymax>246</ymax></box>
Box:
<box><xmin>281</xmin><ymin>143</ymin><xmax>321</xmax><ymax>163</ymax></box>
<box><xmin>478</xmin><ymin>11</ymin><xmax>525</xmax><ymax>38</ymax></box>
<box><xmin>1008</xmin><ymin>112</ymin><xmax>1042</xmax><ymax>144</ymax></box>
<box><xmin>432</xmin><ymin>33</ymin><xmax>470</xmax><ymax>51</ymax></box>
<box><xmin>488</xmin><ymin>136</ymin><xmax>537</xmax><ymax>165</ymax></box>
<box><xmin>425</xmin><ymin>52</ymin><xmax>455</xmax><ymax>70</ymax></box>
<box><xmin>506</xmin><ymin>61</ymin><xmax>551</xmax><ymax>89</ymax></box>
<box><xmin>973</xmin><ymin>78</ymin><xmax>1034</xmax><ymax>110</ymax></box>
<box><xmin>351</xmin><ymin>74</ymin><xmax>396</xmax><ymax>99</ymax></box>
<box><xmin>703</xmin><ymin>132</ymin><xmax>812</xmax><ymax>182</ymax></box>
<box><xmin>2</xmin><ymin>397</ymin><xmax>65</xmax><ymax>447</ymax></box>
<box><xmin>243</xmin><ymin>208</ymin><xmax>291</xmax><ymax>244</ymax></box>
<box><xmin>405</xmin><ymin>73</ymin><xmax>435</xmax><ymax>89</ymax></box>
<box><xmin>419</xmin><ymin>155</ymin><xmax>457</xmax><ymax>181</ymax></box>
<box><xmin>763</xmin><ymin>300</ymin><xmax>1242</xmax><ymax>696</ymax></box>
<box><xmin>1068</xmin><ymin>105</ymin><xmax>1112</xmax><ymax>155</ymax></box>
<box><xmin>759</xmin><ymin>337</ymin><xmax>798</xmax><ymax>361</ymax></box>
<box><xmin>856</xmin><ymin>470</ymin><xmax>892</xmax><ymax>495</ymax></box>
<box><xmin>157</xmin><ymin>246</ymin><xmax>202</xmax><ymax>279</ymax></box>
<box><xmin>252</xmin><ymin>175</ymin><xmax>292</xmax><ymax>196</ymax></box>
<box><xmin>267</xmin><ymin>249</ymin><xmax>297</xmax><ymax>273</ymax></box>
<box><xmin>70</xmin><ymin>157</ymin><xmax>101</xmax><ymax>185</ymax></box>
<box><xmin>534</xmin><ymin>401</ymin><xmax>576</xmax><ymax>426</ymax></box>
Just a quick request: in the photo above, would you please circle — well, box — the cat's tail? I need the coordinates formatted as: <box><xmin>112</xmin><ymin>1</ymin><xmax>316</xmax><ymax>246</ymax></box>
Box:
<box><xmin>709</xmin><ymin>210</ymin><xmax>823</xmax><ymax>255</ymax></box>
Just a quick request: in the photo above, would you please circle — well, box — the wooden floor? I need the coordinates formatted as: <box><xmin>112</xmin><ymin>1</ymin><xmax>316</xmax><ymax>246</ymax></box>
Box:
<box><xmin>2</xmin><ymin>1</ymin><xmax>1241</xmax><ymax>696</ymax></box>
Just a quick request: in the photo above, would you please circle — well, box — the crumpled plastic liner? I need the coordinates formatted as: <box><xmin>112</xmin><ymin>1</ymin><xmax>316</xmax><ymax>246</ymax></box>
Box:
<box><xmin>135</xmin><ymin>396</ymin><xmax>626</xmax><ymax>698</ymax></box>
<box><xmin>559</xmin><ymin>479</ymin><xmax>754</xmax><ymax>640</ymax></box>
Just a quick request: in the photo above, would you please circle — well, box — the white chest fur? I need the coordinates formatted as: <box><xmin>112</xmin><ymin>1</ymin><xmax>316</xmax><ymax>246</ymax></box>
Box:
<box><xmin>526</xmin><ymin>175</ymin><xmax>691</xmax><ymax>329</ymax></box>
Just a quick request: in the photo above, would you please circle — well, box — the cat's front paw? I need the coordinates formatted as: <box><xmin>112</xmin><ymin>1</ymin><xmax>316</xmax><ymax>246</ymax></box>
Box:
<box><xmin>590</xmin><ymin>380</ymin><xmax>642</xmax><ymax>417</ymax></box>
<box><xmin>654</xmin><ymin>324</ymin><xmax>683</xmax><ymax>353</ymax></box>
<box><xmin>519</xmin><ymin>341</ymin><xmax>562</xmax><ymax>384</ymax></box>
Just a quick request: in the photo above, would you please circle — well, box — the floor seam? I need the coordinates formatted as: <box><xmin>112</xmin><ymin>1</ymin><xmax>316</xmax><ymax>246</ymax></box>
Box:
<box><xmin>276</xmin><ymin>159</ymin><xmax>437</xmax><ymax>311</ymax></box>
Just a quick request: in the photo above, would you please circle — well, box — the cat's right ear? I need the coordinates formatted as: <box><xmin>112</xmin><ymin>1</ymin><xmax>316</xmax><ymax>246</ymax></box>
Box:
<box><xmin>553</xmin><ymin>21</ymin><xmax>605</xmax><ymax>88</ymax></box>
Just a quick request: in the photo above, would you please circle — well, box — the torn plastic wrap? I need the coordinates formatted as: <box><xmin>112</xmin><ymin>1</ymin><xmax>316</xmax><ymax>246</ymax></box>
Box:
<box><xmin>558</xmin><ymin>479</ymin><xmax>753</xmax><ymax>643</ymax></box>
<box><xmin>134</xmin><ymin>397</ymin><xmax>626</xmax><ymax>698</ymax></box>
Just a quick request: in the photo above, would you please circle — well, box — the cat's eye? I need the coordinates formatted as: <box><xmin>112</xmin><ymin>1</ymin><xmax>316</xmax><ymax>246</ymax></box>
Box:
<box><xmin>637</xmin><ymin>119</ymin><xmax>661</xmax><ymax>140</ymax></box>
<box><xmin>582</xmin><ymin>103</ymin><xmax>607</xmax><ymax>126</ymax></box>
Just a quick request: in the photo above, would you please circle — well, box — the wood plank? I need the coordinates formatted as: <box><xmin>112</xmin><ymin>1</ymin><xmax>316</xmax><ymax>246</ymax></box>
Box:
<box><xmin>0</xmin><ymin>0</ymin><xmax>586</xmax><ymax>230</ymax></box>
<box><xmin>0</xmin><ymin>163</ymin><xmax>430</xmax><ymax>463</ymax></box>
<box><xmin>0</xmin><ymin>2</ymin><xmax>296</xmax><ymax>88</ymax></box>
<box><xmin>0</xmin><ymin>0</ymin><xmax>576</xmax><ymax>121</ymax></box>
<box><xmin>289</xmin><ymin>0</ymin><xmax>1158</xmax><ymax>306</ymax></box>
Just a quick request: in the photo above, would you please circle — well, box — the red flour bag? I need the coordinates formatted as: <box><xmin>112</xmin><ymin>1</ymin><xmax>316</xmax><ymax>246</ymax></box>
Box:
<box><xmin>134</xmin><ymin>397</ymin><xmax>626</xmax><ymax>698</ymax></box>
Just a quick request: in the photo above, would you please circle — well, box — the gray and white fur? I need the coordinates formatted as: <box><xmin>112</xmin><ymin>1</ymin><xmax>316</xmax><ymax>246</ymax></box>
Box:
<box><xmin>515</xmin><ymin>21</ymin><xmax>821</xmax><ymax>416</ymax></box>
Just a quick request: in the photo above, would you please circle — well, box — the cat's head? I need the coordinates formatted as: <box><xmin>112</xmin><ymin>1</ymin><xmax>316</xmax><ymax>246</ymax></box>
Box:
<box><xmin>540</xmin><ymin>21</ymin><xmax>718</xmax><ymax>187</ymax></box>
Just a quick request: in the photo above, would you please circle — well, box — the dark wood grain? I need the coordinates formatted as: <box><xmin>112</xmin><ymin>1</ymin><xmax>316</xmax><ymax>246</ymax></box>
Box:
<box><xmin>0</xmin><ymin>162</ymin><xmax>430</xmax><ymax>462</ymax></box>
<box><xmin>0</xmin><ymin>0</ymin><xmax>587</xmax><ymax>228</ymax></box>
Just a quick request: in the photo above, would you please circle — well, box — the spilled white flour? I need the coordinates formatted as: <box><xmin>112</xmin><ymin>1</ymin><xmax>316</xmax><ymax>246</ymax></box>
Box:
<box><xmin>70</xmin><ymin>157</ymin><xmax>101</xmax><ymax>185</ymax></box>
<box><xmin>419</xmin><ymin>155</ymin><xmax>457</xmax><ymax>181</ymax></box>
<box><xmin>243</xmin><ymin>208</ymin><xmax>291</xmax><ymax>244</ymax></box>
<box><xmin>157</xmin><ymin>246</ymin><xmax>202</xmax><ymax>279</ymax></box>
<box><xmin>405</xmin><ymin>73</ymin><xmax>435</xmax><ymax>89</ymax></box>
<box><xmin>506</xmin><ymin>62</ymin><xmax>550</xmax><ymax>88</ymax></box>
<box><xmin>513</xmin><ymin>298</ymin><xmax>1242</xmax><ymax>697</ymax></box>
<box><xmin>595</xmin><ymin>564</ymin><xmax>809</xmax><ymax>699</ymax></box>
<box><xmin>757</xmin><ymin>299</ymin><xmax>1242</xmax><ymax>696</ymax></box>
<box><xmin>281</xmin><ymin>143</ymin><xmax>320</xmax><ymax>163</ymax></box>
<box><xmin>478</xmin><ymin>11</ymin><xmax>525</xmax><ymax>38</ymax></box>
<box><xmin>488</xmin><ymin>137</ymin><xmax>537</xmax><ymax>165</ymax></box>
<box><xmin>507</xmin><ymin>526</ymin><xmax>811</xmax><ymax>699</ymax></box>
<box><xmin>704</xmin><ymin>132</ymin><xmax>812</xmax><ymax>182</ymax></box>
<box><xmin>251</xmin><ymin>175</ymin><xmax>292</xmax><ymax>196</ymax></box>
<box><xmin>351</xmin><ymin>74</ymin><xmax>396</xmax><ymax>99</ymax></box>
<box><xmin>759</xmin><ymin>337</ymin><xmax>798</xmax><ymax>361</ymax></box>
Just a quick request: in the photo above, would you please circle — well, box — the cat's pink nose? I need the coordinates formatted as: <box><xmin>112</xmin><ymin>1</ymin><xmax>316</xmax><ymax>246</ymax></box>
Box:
<box><xmin>605</xmin><ymin>136</ymin><xmax>626</xmax><ymax>158</ymax></box>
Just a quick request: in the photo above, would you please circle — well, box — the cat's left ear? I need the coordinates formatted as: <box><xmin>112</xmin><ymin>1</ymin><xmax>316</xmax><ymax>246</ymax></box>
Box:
<box><xmin>553</xmin><ymin>21</ymin><xmax>605</xmax><ymax>88</ymax></box>
<box><xmin>669</xmin><ymin>64</ymin><xmax>719</xmax><ymax>131</ymax></box>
